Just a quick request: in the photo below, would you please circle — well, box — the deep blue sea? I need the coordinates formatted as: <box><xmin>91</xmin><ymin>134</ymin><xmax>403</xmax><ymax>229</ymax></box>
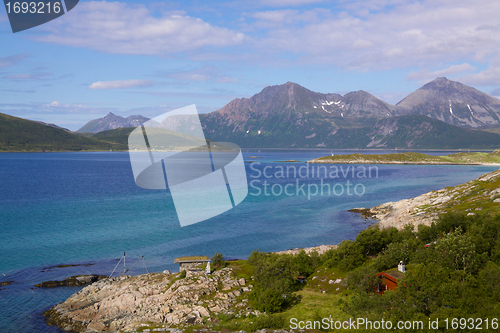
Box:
<box><xmin>0</xmin><ymin>150</ymin><xmax>498</xmax><ymax>332</ymax></box>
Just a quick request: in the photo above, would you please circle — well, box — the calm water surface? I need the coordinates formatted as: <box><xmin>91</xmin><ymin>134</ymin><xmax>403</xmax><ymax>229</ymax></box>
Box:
<box><xmin>0</xmin><ymin>150</ymin><xmax>497</xmax><ymax>332</ymax></box>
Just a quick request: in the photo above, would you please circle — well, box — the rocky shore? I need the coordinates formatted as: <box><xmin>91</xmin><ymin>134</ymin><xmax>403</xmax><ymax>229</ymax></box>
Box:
<box><xmin>352</xmin><ymin>168</ymin><xmax>500</xmax><ymax>229</ymax></box>
<box><xmin>36</xmin><ymin>274</ymin><xmax>107</xmax><ymax>288</ymax></box>
<box><xmin>273</xmin><ymin>244</ymin><xmax>337</xmax><ymax>255</ymax></box>
<box><xmin>45</xmin><ymin>268</ymin><xmax>257</xmax><ymax>333</ymax></box>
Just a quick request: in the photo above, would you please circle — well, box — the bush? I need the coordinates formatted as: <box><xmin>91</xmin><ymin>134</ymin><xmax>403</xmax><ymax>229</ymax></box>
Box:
<box><xmin>356</xmin><ymin>227</ymin><xmax>398</xmax><ymax>255</ymax></box>
<box><xmin>253</xmin><ymin>313</ymin><xmax>286</xmax><ymax>329</ymax></box>
<box><xmin>250</xmin><ymin>287</ymin><xmax>285</xmax><ymax>313</ymax></box>
<box><xmin>247</xmin><ymin>251</ymin><xmax>305</xmax><ymax>313</ymax></box>
<box><xmin>325</xmin><ymin>240</ymin><xmax>366</xmax><ymax>271</ymax></box>
<box><xmin>211</xmin><ymin>252</ymin><xmax>227</xmax><ymax>269</ymax></box>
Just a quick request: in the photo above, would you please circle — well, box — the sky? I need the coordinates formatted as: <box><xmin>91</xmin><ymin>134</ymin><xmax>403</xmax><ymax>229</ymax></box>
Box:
<box><xmin>1</xmin><ymin>0</ymin><xmax>500</xmax><ymax>130</ymax></box>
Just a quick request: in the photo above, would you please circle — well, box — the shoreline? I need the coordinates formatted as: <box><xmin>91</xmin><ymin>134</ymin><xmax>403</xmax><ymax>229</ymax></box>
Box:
<box><xmin>307</xmin><ymin>150</ymin><xmax>500</xmax><ymax>166</ymax></box>
<box><xmin>308</xmin><ymin>160</ymin><xmax>500</xmax><ymax>166</ymax></box>
<box><xmin>349</xmin><ymin>167</ymin><xmax>500</xmax><ymax>229</ymax></box>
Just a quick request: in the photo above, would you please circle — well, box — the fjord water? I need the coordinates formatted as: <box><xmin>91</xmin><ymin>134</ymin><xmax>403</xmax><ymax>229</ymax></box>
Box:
<box><xmin>0</xmin><ymin>151</ymin><xmax>497</xmax><ymax>332</ymax></box>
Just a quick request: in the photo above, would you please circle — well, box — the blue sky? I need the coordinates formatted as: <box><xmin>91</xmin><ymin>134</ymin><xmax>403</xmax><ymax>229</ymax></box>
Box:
<box><xmin>1</xmin><ymin>0</ymin><xmax>500</xmax><ymax>130</ymax></box>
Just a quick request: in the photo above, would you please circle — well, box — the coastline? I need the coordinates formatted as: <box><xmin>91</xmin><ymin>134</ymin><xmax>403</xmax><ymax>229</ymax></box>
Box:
<box><xmin>5</xmin><ymin>154</ymin><xmax>498</xmax><ymax>330</ymax></box>
<box><xmin>308</xmin><ymin>159</ymin><xmax>500</xmax><ymax>166</ymax></box>
<box><xmin>42</xmin><ymin>160</ymin><xmax>500</xmax><ymax>333</ymax></box>
<box><xmin>43</xmin><ymin>243</ymin><xmax>343</xmax><ymax>333</ymax></box>
<box><xmin>349</xmin><ymin>167</ymin><xmax>500</xmax><ymax>230</ymax></box>
<box><xmin>307</xmin><ymin>150</ymin><xmax>500</xmax><ymax>166</ymax></box>
<box><xmin>308</xmin><ymin>159</ymin><xmax>480</xmax><ymax>165</ymax></box>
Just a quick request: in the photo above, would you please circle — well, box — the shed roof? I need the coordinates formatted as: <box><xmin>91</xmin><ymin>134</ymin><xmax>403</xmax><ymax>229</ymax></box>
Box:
<box><xmin>174</xmin><ymin>256</ymin><xmax>210</xmax><ymax>263</ymax></box>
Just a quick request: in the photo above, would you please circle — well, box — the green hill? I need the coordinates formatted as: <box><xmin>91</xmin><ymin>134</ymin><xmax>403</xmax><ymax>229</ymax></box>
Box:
<box><xmin>0</xmin><ymin>113</ymin><xmax>127</xmax><ymax>152</ymax></box>
<box><xmin>91</xmin><ymin>127</ymin><xmax>134</xmax><ymax>145</ymax></box>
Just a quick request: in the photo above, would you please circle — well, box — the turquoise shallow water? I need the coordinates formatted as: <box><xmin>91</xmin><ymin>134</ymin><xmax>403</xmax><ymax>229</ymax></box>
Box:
<box><xmin>0</xmin><ymin>150</ymin><xmax>497</xmax><ymax>332</ymax></box>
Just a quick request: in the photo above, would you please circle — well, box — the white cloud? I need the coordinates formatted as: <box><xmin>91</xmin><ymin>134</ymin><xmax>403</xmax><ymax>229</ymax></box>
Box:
<box><xmin>161</xmin><ymin>66</ymin><xmax>237</xmax><ymax>83</ymax></box>
<box><xmin>460</xmin><ymin>66</ymin><xmax>500</xmax><ymax>87</ymax></box>
<box><xmin>248</xmin><ymin>0</ymin><xmax>500</xmax><ymax>72</ymax></box>
<box><xmin>32</xmin><ymin>1</ymin><xmax>244</xmax><ymax>55</ymax></box>
<box><xmin>4</xmin><ymin>72</ymin><xmax>52</xmax><ymax>81</ymax></box>
<box><xmin>0</xmin><ymin>8</ymin><xmax>7</xmax><ymax>22</ymax></box>
<box><xmin>88</xmin><ymin>80</ymin><xmax>156</xmax><ymax>90</ymax></box>
<box><xmin>250</xmin><ymin>8</ymin><xmax>328</xmax><ymax>28</ymax></box>
<box><xmin>217</xmin><ymin>77</ymin><xmax>238</xmax><ymax>83</ymax></box>
<box><xmin>253</xmin><ymin>10</ymin><xmax>299</xmax><ymax>22</ymax></box>
<box><xmin>407</xmin><ymin>63</ymin><xmax>477</xmax><ymax>83</ymax></box>
<box><xmin>0</xmin><ymin>54</ymin><xmax>29</xmax><ymax>68</ymax></box>
<box><xmin>176</xmin><ymin>74</ymin><xmax>211</xmax><ymax>81</ymax></box>
<box><xmin>0</xmin><ymin>102</ymin><xmax>117</xmax><ymax>130</ymax></box>
<box><xmin>259</xmin><ymin>0</ymin><xmax>323</xmax><ymax>7</ymax></box>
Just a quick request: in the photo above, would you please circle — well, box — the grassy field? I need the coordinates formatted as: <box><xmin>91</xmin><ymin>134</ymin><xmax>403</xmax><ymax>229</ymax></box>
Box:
<box><xmin>226</xmin><ymin>260</ymin><xmax>353</xmax><ymax>329</ymax></box>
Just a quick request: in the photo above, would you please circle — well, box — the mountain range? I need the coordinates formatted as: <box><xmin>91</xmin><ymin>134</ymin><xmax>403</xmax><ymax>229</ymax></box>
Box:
<box><xmin>199</xmin><ymin>78</ymin><xmax>500</xmax><ymax>148</ymax></box>
<box><xmin>77</xmin><ymin>113</ymin><xmax>149</xmax><ymax>133</ymax></box>
<box><xmin>3</xmin><ymin>77</ymin><xmax>500</xmax><ymax>151</ymax></box>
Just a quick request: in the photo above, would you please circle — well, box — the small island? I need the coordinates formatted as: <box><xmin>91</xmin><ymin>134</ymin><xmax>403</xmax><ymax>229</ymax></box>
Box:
<box><xmin>307</xmin><ymin>150</ymin><xmax>500</xmax><ymax>165</ymax></box>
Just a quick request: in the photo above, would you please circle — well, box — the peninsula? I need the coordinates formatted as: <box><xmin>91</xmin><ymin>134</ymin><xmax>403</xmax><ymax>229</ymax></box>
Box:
<box><xmin>350</xmin><ymin>167</ymin><xmax>500</xmax><ymax>229</ymax></box>
<box><xmin>308</xmin><ymin>150</ymin><xmax>500</xmax><ymax>165</ymax></box>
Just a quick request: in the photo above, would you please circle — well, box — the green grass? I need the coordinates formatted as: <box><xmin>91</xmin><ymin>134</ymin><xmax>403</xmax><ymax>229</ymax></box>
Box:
<box><xmin>228</xmin><ymin>260</ymin><xmax>253</xmax><ymax>280</ymax></box>
<box><xmin>315</xmin><ymin>152</ymin><xmax>452</xmax><ymax>164</ymax></box>
<box><xmin>174</xmin><ymin>256</ymin><xmax>209</xmax><ymax>262</ymax></box>
<box><xmin>280</xmin><ymin>266</ymin><xmax>351</xmax><ymax>326</ymax></box>
<box><xmin>282</xmin><ymin>288</ymin><xmax>350</xmax><ymax>324</ymax></box>
<box><xmin>92</xmin><ymin>127</ymin><xmax>134</xmax><ymax>145</ymax></box>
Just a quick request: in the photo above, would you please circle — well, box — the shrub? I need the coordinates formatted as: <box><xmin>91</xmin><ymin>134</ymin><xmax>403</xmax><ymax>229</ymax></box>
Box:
<box><xmin>211</xmin><ymin>252</ymin><xmax>227</xmax><ymax>269</ymax></box>
<box><xmin>325</xmin><ymin>240</ymin><xmax>366</xmax><ymax>271</ymax></box>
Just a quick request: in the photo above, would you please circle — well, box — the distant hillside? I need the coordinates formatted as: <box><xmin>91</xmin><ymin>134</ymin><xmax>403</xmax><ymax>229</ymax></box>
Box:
<box><xmin>92</xmin><ymin>127</ymin><xmax>134</xmax><ymax>145</ymax></box>
<box><xmin>396</xmin><ymin>77</ymin><xmax>500</xmax><ymax>128</ymax></box>
<box><xmin>200</xmin><ymin>79</ymin><xmax>500</xmax><ymax>148</ymax></box>
<box><xmin>77</xmin><ymin>113</ymin><xmax>149</xmax><ymax>133</ymax></box>
<box><xmin>33</xmin><ymin>120</ymin><xmax>70</xmax><ymax>131</ymax></box>
<box><xmin>203</xmin><ymin>110</ymin><xmax>500</xmax><ymax>149</ymax></box>
<box><xmin>355</xmin><ymin>115</ymin><xmax>500</xmax><ymax>149</ymax></box>
<box><xmin>0</xmin><ymin>113</ymin><xmax>126</xmax><ymax>152</ymax></box>
<box><xmin>94</xmin><ymin>127</ymin><xmax>215</xmax><ymax>151</ymax></box>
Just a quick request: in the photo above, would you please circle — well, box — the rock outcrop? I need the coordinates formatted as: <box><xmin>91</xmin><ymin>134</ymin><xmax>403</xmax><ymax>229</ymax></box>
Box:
<box><xmin>354</xmin><ymin>168</ymin><xmax>500</xmax><ymax>229</ymax></box>
<box><xmin>35</xmin><ymin>274</ymin><xmax>106</xmax><ymax>288</ymax></box>
<box><xmin>45</xmin><ymin>268</ymin><xmax>255</xmax><ymax>333</ymax></box>
<box><xmin>274</xmin><ymin>244</ymin><xmax>337</xmax><ymax>255</ymax></box>
<box><xmin>0</xmin><ymin>280</ymin><xmax>13</xmax><ymax>290</ymax></box>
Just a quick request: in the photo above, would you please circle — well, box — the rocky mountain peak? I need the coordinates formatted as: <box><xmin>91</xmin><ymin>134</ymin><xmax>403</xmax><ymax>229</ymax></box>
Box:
<box><xmin>396</xmin><ymin>77</ymin><xmax>500</xmax><ymax>127</ymax></box>
<box><xmin>77</xmin><ymin>113</ymin><xmax>150</xmax><ymax>133</ymax></box>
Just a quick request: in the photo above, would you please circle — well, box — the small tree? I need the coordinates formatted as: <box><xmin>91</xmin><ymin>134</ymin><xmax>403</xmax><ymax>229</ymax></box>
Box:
<box><xmin>212</xmin><ymin>252</ymin><xmax>226</xmax><ymax>269</ymax></box>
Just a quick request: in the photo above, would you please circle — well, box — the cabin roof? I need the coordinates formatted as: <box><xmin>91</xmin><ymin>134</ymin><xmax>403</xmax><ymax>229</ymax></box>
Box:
<box><xmin>377</xmin><ymin>268</ymin><xmax>404</xmax><ymax>282</ymax></box>
<box><xmin>174</xmin><ymin>256</ymin><xmax>210</xmax><ymax>263</ymax></box>
<box><xmin>384</xmin><ymin>267</ymin><xmax>405</xmax><ymax>280</ymax></box>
